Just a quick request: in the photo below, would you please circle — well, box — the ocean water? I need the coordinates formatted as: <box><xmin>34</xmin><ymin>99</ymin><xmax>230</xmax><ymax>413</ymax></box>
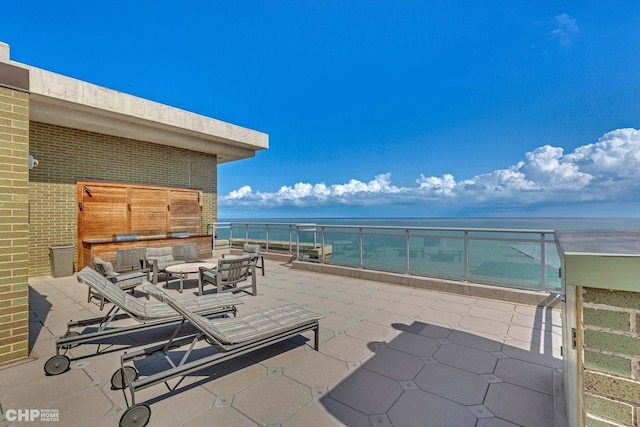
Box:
<box><xmin>220</xmin><ymin>216</ymin><xmax>640</xmax><ymax>230</ymax></box>
<box><xmin>217</xmin><ymin>217</ymin><xmax>640</xmax><ymax>293</ymax></box>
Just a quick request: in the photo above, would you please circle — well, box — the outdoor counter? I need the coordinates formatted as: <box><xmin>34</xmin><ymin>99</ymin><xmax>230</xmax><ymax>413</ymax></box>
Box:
<box><xmin>80</xmin><ymin>234</ymin><xmax>213</xmax><ymax>269</ymax></box>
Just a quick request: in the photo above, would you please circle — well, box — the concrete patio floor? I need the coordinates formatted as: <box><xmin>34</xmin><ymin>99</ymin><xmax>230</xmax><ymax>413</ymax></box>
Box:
<box><xmin>1</xmin><ymin>259</ymin><xmax>564</xmax><ymax>426</ymax></box>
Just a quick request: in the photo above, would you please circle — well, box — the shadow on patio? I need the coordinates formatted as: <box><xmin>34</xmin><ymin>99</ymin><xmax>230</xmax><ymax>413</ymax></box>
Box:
<box><xmin>1</xmin><ymin>261</ymin><xmax>563</xmax><ymax>426</ymax></box>
<box><xmin>320</xmin><ymin>319</ymin><xmax>561</xmax><ymax>426</ymax></box>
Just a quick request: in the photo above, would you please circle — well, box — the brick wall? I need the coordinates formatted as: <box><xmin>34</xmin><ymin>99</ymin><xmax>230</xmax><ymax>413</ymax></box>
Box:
<box><xmin>0</xmin><ymin>86</ymin><xmax>30</xmax><ymax>364</ymax></box>
<box><xmin>582</xmin><ymin>287</ymin><xmax>640</xmax><ymax>426</ymax></box>
<box><xmin>29</xmin><ymin>121</ymin><xmax>217</xmax><ymax>276</ymax></box>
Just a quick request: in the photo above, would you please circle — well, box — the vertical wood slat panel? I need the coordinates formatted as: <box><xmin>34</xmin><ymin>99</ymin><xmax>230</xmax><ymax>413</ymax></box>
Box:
<box><xmin>80</xmin><ymin>184</ymin><xmax>129</xmax><ymax>238</ymax></box>
<box><xmin>170</xmin><ymin>190</ymin><xmax>202</xmax><ymax>234</ymax></box>
<box><xmin>78</xmin><ymin>182</ymin><xmax>204</xmax><ymax>252</ymax></box>
<box><xmin>130</xmin><ymin>188</ymin><xmax>168</xmax><ymax>235</ymax></box>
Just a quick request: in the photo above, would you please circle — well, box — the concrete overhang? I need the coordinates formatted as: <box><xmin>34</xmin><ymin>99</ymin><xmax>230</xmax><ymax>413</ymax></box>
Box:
<box><xmin>556</xmin><ymin>230</ymin><xmax>640</xmax><ymax>292</ymax></box>
<box><xmin>1</xmin><ymin>42</ymin><xmax>268</xmax><ymax>163</ymax></box>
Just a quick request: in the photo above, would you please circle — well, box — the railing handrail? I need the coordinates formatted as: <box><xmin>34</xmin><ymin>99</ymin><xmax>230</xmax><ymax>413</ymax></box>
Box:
<box><xmin>211</xmin><ymin>221</ymin><xmax>555</xmax><ymax>235</ymax></box>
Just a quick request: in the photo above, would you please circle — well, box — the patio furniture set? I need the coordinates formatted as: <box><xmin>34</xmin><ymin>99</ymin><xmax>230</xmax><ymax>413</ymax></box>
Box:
<box><xmin>43</xmin><ymin>244</ymin><xmax>316</xmax><ymax>427</ymax></box>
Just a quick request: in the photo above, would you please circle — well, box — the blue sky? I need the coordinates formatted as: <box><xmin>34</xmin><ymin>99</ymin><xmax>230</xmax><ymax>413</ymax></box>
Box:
<box><xmin>4</xmin><ymin>1</ymin><xmax>640</xmax><ymax>218</ymax></box>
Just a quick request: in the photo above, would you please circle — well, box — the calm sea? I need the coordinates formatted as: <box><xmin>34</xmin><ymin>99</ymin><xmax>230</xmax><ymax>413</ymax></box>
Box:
<box><xmin>220</xmin><ymin>217</ymin><xmax>640</xmax><ymax>230</ymax></box>
<box><xmin>217</xmin><ymin>217</ymin><xmax>640</xmax><ymax>292</ymax></box>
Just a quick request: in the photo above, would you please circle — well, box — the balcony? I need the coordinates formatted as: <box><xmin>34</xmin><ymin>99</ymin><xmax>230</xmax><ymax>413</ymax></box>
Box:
<box><xmin>0</xmin><ymin>257</ymin><xmax>563</xmax><ymax>426</ymax></box>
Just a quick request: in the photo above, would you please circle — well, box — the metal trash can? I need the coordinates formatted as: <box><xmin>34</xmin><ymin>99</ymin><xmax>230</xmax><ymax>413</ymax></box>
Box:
<box><xmin>49</xmin><ymin>245</ymin><xmax>75</xmax><ymax>277</ymax></box>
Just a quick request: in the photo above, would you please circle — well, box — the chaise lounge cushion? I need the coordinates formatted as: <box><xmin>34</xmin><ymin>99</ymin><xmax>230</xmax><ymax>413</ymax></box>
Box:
<box><xmin>142</xmin><ymin>282</ymin><xmax>322</xmax><ymax>345</ymax></box>
<box><xmin>78</xmin><ymin>267</ymin><xmax>241</xmax><ymax>320</ymax></box>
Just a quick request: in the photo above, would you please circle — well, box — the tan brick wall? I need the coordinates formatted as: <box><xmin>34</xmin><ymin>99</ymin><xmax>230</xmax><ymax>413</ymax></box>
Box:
<box><xmin>29</xmin><ymin>122</ymin><xmax>217</xmax><ymax>276</ymax></box>
<box><xmin>582</xmin><ymin>287</ymin><xmax>640</xmax><ymax>426</ymax></box>
<box><xmin>0</xmin><ymin>87</ymin><xmax>30</xmax><ymax>365</ymax></box>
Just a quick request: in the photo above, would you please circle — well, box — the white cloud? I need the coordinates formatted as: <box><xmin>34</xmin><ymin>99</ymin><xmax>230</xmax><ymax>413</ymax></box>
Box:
<box><xmin>220</xmin><ymin>128</ymin><xmax>640</xmax><ymax>212</ymax></box>
<box><xmin>227</xmin><ymin>185</ymin><xmax>254</xmax><ymax>199</ymax></box>
<box><xmin>549</xmin><ymin>13</ymin><xmax>579</xmax><ymax>44</ymax></box>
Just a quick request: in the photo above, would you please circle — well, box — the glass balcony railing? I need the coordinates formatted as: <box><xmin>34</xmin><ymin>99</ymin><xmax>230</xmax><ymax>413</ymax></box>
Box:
<box><xmin>207</xmin><ymin>222</ymin><xmax>560</xmax><ymax>293</ymax></box>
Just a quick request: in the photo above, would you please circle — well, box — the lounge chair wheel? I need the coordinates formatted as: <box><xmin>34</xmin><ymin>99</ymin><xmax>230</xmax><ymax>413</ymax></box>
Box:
<box><xmin>44</xmin><ymin>355</ymin><xmax>70</xmax><ymax>376</ymax></box>
<box><xmin>119</xmin><ymin>403</ymin><xmax>150</xmax><ymax>427</ymax></box>
<box><xmin>60</xmin><ymin>331</ymin><xmax>81</xmax><ymax>349</ymax></box>
<box><xmin>111</xmin><ymin>366</ymin><xmax>138</xmax><ymax>390</ymax></box>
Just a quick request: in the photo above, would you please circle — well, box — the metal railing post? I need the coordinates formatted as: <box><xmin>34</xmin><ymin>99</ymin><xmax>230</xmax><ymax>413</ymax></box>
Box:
<box><xmin>463</xmin><ymin>231</ymin><xmax>469</xmax><ymax>282</ymax></box>
<box><xmin>405</xmin><ymin>229</ymin><xmax>410</xmax><ymax>274</ymax></box>
<box><xmin>540</xmin><ymin>232</ymin><xmax>547</xmax><ymax>292</ymax></box>
<box><xmin>289</xmin><ymin>225</ymin><xmax>293</xmax><ymax>254</ymax></box>
<box><xmin>265</xmin><ymin>224</ymin><xmax>269</xmax><ymax>251</ymax></box>
<box><xmin>320</xmin><ymin>226</ymin><xmax>325</xmax><ymax>263</ymax></box>
<box><xmin>359</xmin><ymin>227</ymin><xmax>363</xmax><ymax>268</ymax></box>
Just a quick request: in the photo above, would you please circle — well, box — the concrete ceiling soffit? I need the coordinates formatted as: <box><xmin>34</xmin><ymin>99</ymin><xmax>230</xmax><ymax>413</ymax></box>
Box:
<box><xmin>22</xmin><ymin>65</ymin><xmax>267</xmax><ymax>162</ymax></box>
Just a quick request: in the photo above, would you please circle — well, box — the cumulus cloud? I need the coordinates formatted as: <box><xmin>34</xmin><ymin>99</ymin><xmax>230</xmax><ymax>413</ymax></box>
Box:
<box><xmin>220</xmin><ymin>128</ymin><xmax>640</xmax><ymax>212</ymax></box>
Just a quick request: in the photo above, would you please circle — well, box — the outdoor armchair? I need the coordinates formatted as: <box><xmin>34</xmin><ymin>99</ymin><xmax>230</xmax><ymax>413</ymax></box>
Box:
<box><xmin>228</xmin><ymin>243</ymin><xmax>265</xmax><ymax>276</ymax></box>
<box><xmin>222</xmin><ymin>243</ymin><xmax>264</xmax><ymax>276</ymax></box>
<box><xmin>91</xmin><ymin>257</ymin><xmax>148</xmax><ymax>309</ymax></box>
<box><xmin>199</xmin><ymin>254</ymin><xmax>256</xmax><ymax>296</ymax></box>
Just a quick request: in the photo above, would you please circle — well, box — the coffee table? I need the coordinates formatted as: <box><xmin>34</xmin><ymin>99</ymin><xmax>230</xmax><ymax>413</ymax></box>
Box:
<box><xmin>164</xmin><ymin>261</ymin><xmax>217</xmax><ymax>293</ymax></box>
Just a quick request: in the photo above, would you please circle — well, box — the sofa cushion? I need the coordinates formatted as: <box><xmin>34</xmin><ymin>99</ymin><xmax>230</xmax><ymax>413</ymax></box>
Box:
<box><xmin>145</xmin><ymin>247</ymin><xmax>174</xmax><ymax>258</ymax></box>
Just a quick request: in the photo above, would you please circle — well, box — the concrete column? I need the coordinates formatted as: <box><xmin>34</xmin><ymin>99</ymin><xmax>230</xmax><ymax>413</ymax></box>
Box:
<box><xmin>0</xmin><ymin>50</ymin><xmax>31</xmax><ymax>365</ymax></box>
<box><xmin>557</xmin><ymin>230</ymin><xmax>640</xmax><ymax>427</ymax></box>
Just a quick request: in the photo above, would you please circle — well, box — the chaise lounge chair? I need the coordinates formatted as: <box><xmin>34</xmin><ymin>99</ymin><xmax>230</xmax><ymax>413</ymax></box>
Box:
<box><xmin>113</xmin><ymin>282</ymin><xmax>324</xmax><ymax>427</ymax></box>
<box><xmin>43</xmin><ymin>267</ymin><xmax>242</xmax><ymax>377</ymax></box>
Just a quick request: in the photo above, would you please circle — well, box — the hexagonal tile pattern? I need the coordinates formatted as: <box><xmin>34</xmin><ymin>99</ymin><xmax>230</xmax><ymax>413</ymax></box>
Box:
<box><xmin>484</xmin><ymin>382</ymin><xmax>555</xmax><ymax>427</ymax></box>
<box><xmin>320</xmin><ymin>334</ymin><xmax>374</xmax><ymax>363</ymax></box>
<box><xmin>418</xmin><ymin>308</ymin><xmax>463</xmax><ymax>326</ymax></box>
<box><xmin>388</xmin><ymin>390</ymin><xmax>478</xmax><ymax>426</ymax></box>
<box><xmin>448</xmin><ymin>329</ymin><xmax>504</xmax><ymax>352</ymax></box>
<box><xmin>7</xmin><ymin>259</ymin><xmax>562</xmax><ymax>426</ymax></box>
<box><xmin>435</xmin><ymin>343</ymin><xmax>498</xmax><ymax>374</ymax></box>
<box><xmin>459</xmin><ymin>315</ymin><xmax>510</xmax><ymax>336</ymax></box>
<box><xmin>233</xmin><ymin>375</ymin><xmax>312</xmax><ymax>425</ymax></box>
<box><xmin>345</xmin><ymin>321</ymin><xmax>397</xmax><ymax>342</ymax></box>
<box><xmin>320</xmin><ymin>312</ymin><xmax>358</xmax><ymax>332</ymax></box>
<box><xmin>386</xmin><ymin>330</ymin><xmax>441</xmax><ymax>356</ymax></box>
<box><xmin>329</xmin><ymin>369</ymin><xmax>403</xmax><ymax>414</ymax></box>
<box><xmin>284</xmin><ymin>351</ymin><xmax>349</xmax><ymax>388</ymax></box>
<box><xmin>284</xmin><ymin>398</ymin><xmax>371</xmax><ymax>427</ymax></box>
<box><xmin>415</xmin><ymin>363</ymin><xmax>489</xmax><ymax>405</ymax></box>
<box><xmin>187</xmin><ymin>406</ymin><xmax>258</xmax><ymax>426</ymax></box>
<box><xmin>199</xmin><ymin>357</ymin><xmax>267</xmax><ymax>396</ymax></box>
<box><xmin>493</xmin><ymin>358</ymin><xmax>554</xmax><ymax>395</ymax></box>
<box><xmin>362</xmin><ymin>347</ymin><xmax>425</xmax><ymax>380</ymax></box>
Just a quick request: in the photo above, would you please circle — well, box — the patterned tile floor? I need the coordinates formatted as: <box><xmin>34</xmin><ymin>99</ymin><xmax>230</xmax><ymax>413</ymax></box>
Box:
<box><xmin>0</xmin><ymin>259</ymin><xmax>564</xmax><ymax>426</ymax></box>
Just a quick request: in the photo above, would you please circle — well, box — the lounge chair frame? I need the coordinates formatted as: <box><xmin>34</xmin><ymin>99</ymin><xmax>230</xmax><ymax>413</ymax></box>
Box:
<box><xmin>223</xmin><ymin>243</ymin><xmax>265</xmax><ymax>276</ymax></box>
<box><xmin>115</xmin><ymin>283</ymin><xmax>322</xmax><ymax>426</ymax></box>
<box><xmin>44</xmin><ymin>267</ymin><xmax>241</xmax><ymax>377</ymax></box>
<box><xmin>199</xmin><ymin>255</ymin><xmax>257</xmax><ymax>295</ymax></box>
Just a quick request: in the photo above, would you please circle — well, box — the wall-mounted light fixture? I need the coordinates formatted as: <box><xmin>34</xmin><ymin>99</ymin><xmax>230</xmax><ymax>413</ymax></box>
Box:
<box><xmin>28</xmin><ymin>154</ymin><xmax>39</xmax><ymax>169</ymax></box>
